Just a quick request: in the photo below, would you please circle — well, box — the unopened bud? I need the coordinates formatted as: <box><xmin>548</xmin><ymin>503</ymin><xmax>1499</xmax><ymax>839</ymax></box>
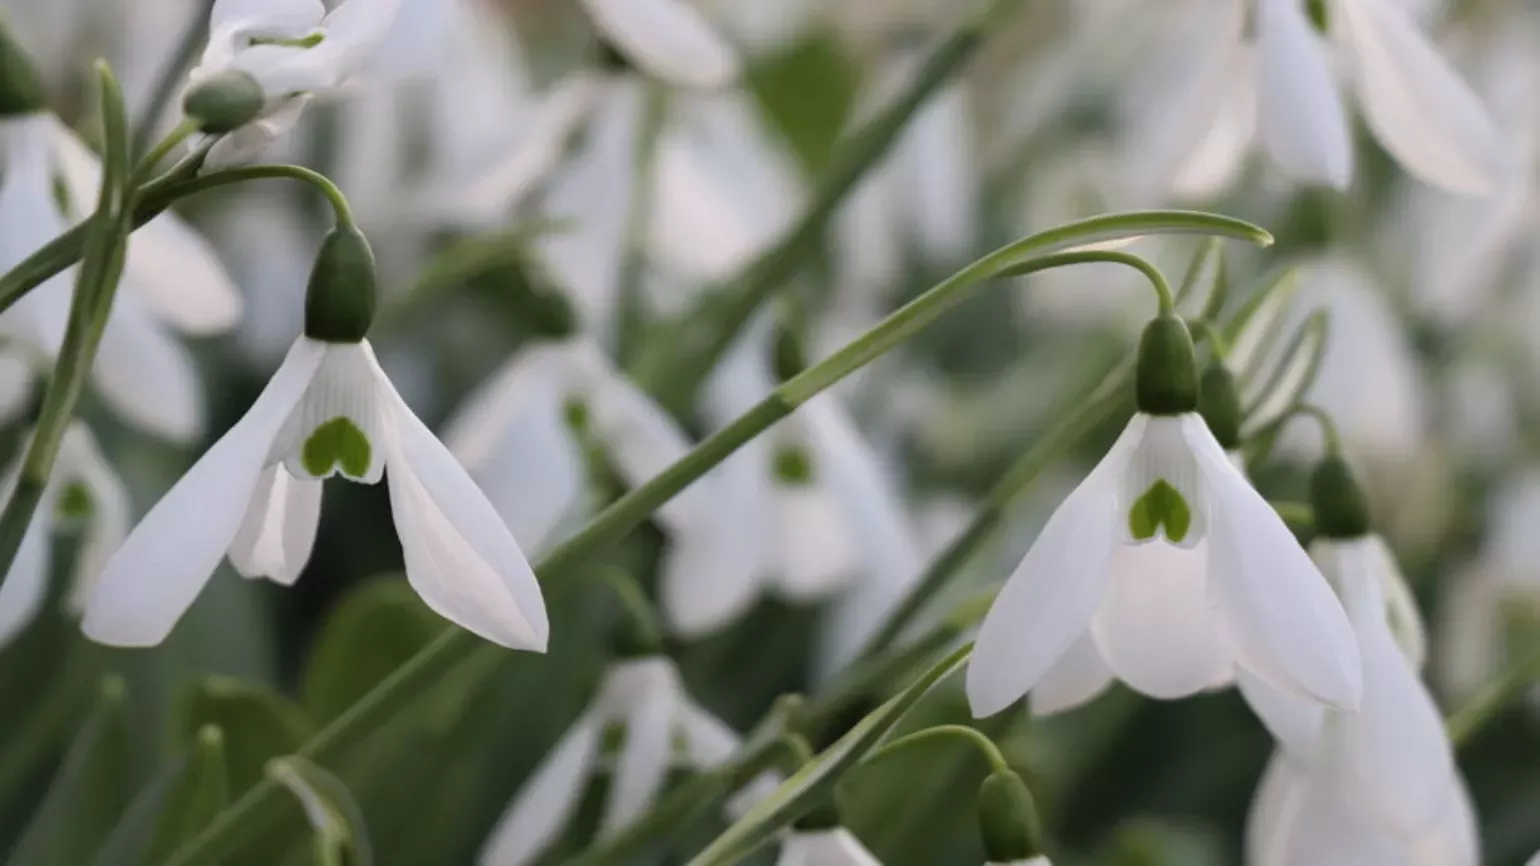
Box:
<box><xmin>1196</xmin><ymin>361</ymin><xmax>1243</xmax><ymax>450</ymax></box>
<box><xmin>183</xmin><ymin>71</ymin><xmax>265</xmax><ymax>133</ymax></box>
<box><xmin>304</xmin><ymin>225</ymin><xmax>377</xmax><ymax>343</ymax></box>
<box><xmin>977</xmin><ymin>769</ymin><xmax>1043</xmax><ymax>864</ymax></box>
<box><xmin>1310</xmin><ymin>453</ymin><xmax>1371</xmax><ymax>540</ymax></box>
<box><xmin>1135</xmin><ymin>315</ymin><xmax>1198</xmax><ymax>415</ymax></box>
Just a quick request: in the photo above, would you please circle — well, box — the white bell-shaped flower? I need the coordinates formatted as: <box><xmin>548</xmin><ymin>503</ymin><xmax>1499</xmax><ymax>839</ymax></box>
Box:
<box><xmin>0</xmin><ymin>421</ymin><xmax>129</xmax><ymax>649</ymax></box>
<box><xmin>578</xmin><ymin>0</ymin><xmax>739</xmax><ymax>90</ymax></box>
<box><xmin>777</xmin><ymin>827</ymin><xmax>884</xmax><ymax>866</ymax></box>
<box><xmin>478</xmin><ymin>655</ymin><xmax>743</xmax><ymax>866</ymax></box>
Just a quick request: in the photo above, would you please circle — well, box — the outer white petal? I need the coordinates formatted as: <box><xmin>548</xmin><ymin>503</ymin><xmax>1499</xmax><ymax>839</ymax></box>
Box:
<box><xmin>966</xmin><ymin>415</ymin><xmax>1143</xmax><ymax>717</ymax></box>
<box><xmin>478</xmin><ymin>717</ymin><xmax>603</xmax><ymax>866</ymax></box>
<box><xmin>1030</xmin><ymin>630</ymin><xmax>1115</xmax><ymax>716</ymax></box>
<box><xmin>0</xmin><ymin>463</ymin><xmax>53</xmax><ymax>649</ymax></box>
<box><xmin>1412</xmin><ymin>777</ymin><xmax>1479</xmax><ymax>866</ymax></box>
<box><xmin>774</xmin><ymin>482</ymin><xmax>858</xmax><ymax>600</ymax></box>
<box><xmin>1188</xmin><ymin>416</ymin><xmax>1361</xmax><ymax>709</ymax></box>
<box><xmin>228</xmin><ymin>465</ymin><xmax>323</xmax><ymax>586</ymax></box>
<box><xmin>1171</xmin><ymin>44</ymin><xmax>1258</xmax><ymax>199</ymax></box>
<box><xmin>674</xmin><ymin>698</ymin><xmax>739</xmax><ymax>767</ymax></box>
<box><xmin>208</xmin><ymin>0</ymin><xmax>324</xmax><ymax>37</ymax></box>
<box><xmin>777</xmin><ymin>829</ymin><xmax>883</xmax><ymax>866</ymax></box>
<box><xmin>604</xmin><ymin>684</ymin><xmax>676</xmax><ymax>830</ymax></box>
<box><xmin>895</xmin><ymin>80</ymin><xmax>978</xmax><ymax>263</ymax></box>
<box><xmin>382</xmin><ymin>374</ymin><xmax>549</xmax><ymax>652</ymax></box>
<box><xmin>91</xmin><ymin>289</ymin><xmax>204</xmax><ymax>443</ymax></box>
<box><xmin>659</xmin><ymin>489</ymin><xmax>765</xmax><ymax>635</ymax></box>
<box><xmin>579</xmin><ymin>0</ymin><xmax>740</xmax><ymax>89</ymax></box>
<box><xmin>1275</xmin><ymin>741</ymin><xmax>1408</xmax><ymax>866</ymax></box>
<box><xmin>1335</xmin><ymin>0</ymin><xmax>1503</xmax><ymax>194</ymax></box>
<box><xmin>1255</xmin><ymin>0</ymin><xmax>1353</xmax><ymax>188</ymax></box>
<box><xmin>1362</xmin><ymin>533</ymin><xmax>1427</xmax><ymax>666</ymax></box>
<box><xmin>57</xmin><ymin>423</ymin><xmax>133</xmax><ymax>613</ymax></box>
<box><xmin>1090</xmin><ymin>540</ymin><xmax>1234</xmax><ymax>699</ymax></box>
<box><xmin>1237</xmin><ymin>668</ymin><xmax>1322</xmax><ymax>758</ymax></box>
<box><xmin>1247</xmin><ymin>752</ymin><xmax>1306</xmax><ymax>866</ymax></box>
<box><xmin>81</xmin><ymin>337</ymin><xmax>325</xmax><ymax>647</ymax></box>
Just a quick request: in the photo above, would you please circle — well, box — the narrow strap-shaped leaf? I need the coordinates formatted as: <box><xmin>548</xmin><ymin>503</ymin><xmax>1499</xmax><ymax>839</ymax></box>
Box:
<box><xmin>267</xmin><ymin>757</ymin><xmax>373</xmax><ymax>866</ymax></box>
<box><xmin>176</xmin><ymin>677</ymin><xmax>314</xmax><ymax>796</ymax></box>
<box><xmin>91</xmin><ymin>725</ymin><xmax>230</xmax><ymax>866</ymax></box>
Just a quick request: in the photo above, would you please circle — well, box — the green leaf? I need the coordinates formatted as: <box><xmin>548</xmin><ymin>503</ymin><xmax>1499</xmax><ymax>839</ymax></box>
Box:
<box><xmin>267</xmin><ymin>757</ymin><xmax>372</xmax><ymax>866</ymax></box>
<box><xmin>1128</xmin><ymin>480</ymin><xmax>1193</xmax><ymax>543</ymax></box>
<box><xmin>91</xmin><ymin>725</ymin><xmax>229</xmax><ymax>866</ymax></box>
<box><xmin>176</xmin><ymin>678</ymin><xmax>313</xmax><ymax>796</ymax></box>
<box><xmin>686</xmin><ymin>645</ymin><xmax>972</xmax><ymax>866</ymax></box>
<box><xmin>301</xmin><ymin>577</ymin><xmax>449</xmax><ymax>725</ymax></box>
<box><xmin>9</xmin><ymin>676</ymin><xmax>134</xmax><ymax>866</ymax></box>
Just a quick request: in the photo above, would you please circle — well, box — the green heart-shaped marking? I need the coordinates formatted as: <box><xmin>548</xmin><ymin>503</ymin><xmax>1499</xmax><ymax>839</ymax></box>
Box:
<box><xmin>302</xmin><ymin>416</ymin><xmax>372</xmax><ymax>479</ymax></box>
<box><xmin>56</xmin><ymin>482</ymin><xmax>93</xmax><ymax>521</ymax></box>
<box><xmin>1129</xmin><ymin>479</ymin><xmax>1192</xmax><ymax>543</ymax></box>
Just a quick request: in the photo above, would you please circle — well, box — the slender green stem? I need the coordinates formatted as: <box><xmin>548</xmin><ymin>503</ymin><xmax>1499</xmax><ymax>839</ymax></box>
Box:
<box><xmin>615</xmin><ymin>83</ymin><xmax>669</xmax><ymax>369</ymax></box>
<box><xmin>1258</xmin><ymin>403</ymin><xmax>1343</xmax><ymax>457</ymax></box>
<box><xmin>861</xmin><ymin>724</ymin><xmax>1009</xmax><ymax>774</ymax></box>
<box><xmin>593</xmin><ymin>568</ymin><xmax>664</xmax><ymax>652</ymax></box>
<box><xmin>1448</xmin><ymin>646</ymin><xmax>1540</xmax><ymax>747</ymax></box>
<box><xmin>155</xmin><ymin>164</ymin><xmax>356</xmax><ymax>228</ymax></box>
<box><xmin>131</xmin><ymin>119</ymin><xmax>199</xmax><ymax>188</ymax></box>
<box><xmin>997</xmin><ymin>249</ymin><xmax>1174</xmax><ymax>317</ymax></box>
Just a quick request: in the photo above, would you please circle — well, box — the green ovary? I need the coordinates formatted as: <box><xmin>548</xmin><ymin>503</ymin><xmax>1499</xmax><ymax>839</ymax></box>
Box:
<box><xmin>1128</xmin><ymin>479</ymin><xmax>1192</xmax><ymax>543</ymax></box>
<box><xmin>302</xmin><ymin>417</ymin><xmax>372</xmax><ymax>479</ymax></box>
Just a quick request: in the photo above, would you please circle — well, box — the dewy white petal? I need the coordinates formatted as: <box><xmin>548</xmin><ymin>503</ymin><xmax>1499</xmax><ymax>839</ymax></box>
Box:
<box><xmin>91</xmin><ymin>292</ymin><xmax>204</xmax><ymax>443</ymax></box>
<box><xmin>1031</xmin><ymin>631</ymin><xmax>1115</xmax><ymax>716</ymax></box>
<box><xmin>604</xmin><ymin>681</ymin><xmax>676</xmax><ymax>830</ymax></box>
<box><xmin>1255</xmin><ymin>0</ymin><xmax>1353</xmax><ymax>188</ymax></box>
<box><xmin>1335</xmin><ymin>0</ymin><xmax>1504</xmax><ymax>194</ymax></box>
<box><xmin>57</xmin><ymin>422</ymin><xmax>133</xmax><ymax>614</ymax></box>
<box><xmin>1187</xmin><ymin>415</ymin><xmax>1361</xmax><ymax>709</ymax></box>
<box><xmin>228</xmin><ymin>464</ymin><xmax>323</xmax><ymax>586</ymax></box>
<box><xmin>1090</xmin><ymin>541</ymin><xmax>1234</xmax><ymax>698</ymax></box>
<box><xmin>477</xmin><ymin>716</ymin><xmax>603</xmax><ymax>866</ymax></box>
<box><xmin>81</xmin><ymin>337</ymin><xmax>325</xmax><ymax>647</ymax></box>
<box><xmin>0</xmin><ymin>455</ymin><xmax>54</xmax><ymax>649</ymax></box>
<box><xmin>579</xmin><ymin>0</ymin><xmax>740</xmax><ymax>89</ymax></box>
<box><xmin>381</xmin><ymin>360</ymin><xmax>549</xmax><ymax>652</ymax></box>
<box><xmin>966</xmin><ymin>415</ymin><xmax>1143</xmax><ymax>717</ymax></box>
<box><xmin>777</xmin><ymin>829</ymin><xmax>884</xmax><ymax>866</ymax></box>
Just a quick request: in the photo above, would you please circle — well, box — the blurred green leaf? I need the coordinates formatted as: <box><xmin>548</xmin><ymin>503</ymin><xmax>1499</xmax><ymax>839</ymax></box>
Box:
<box><xmin>9</xmin><ymin>676</ymin><xmax>133</xmax><ymax>866</ymax></box>
<box><xmin>747</xmin><ymin>33</ymin><xmax>860</xmax><ymax>175</ymax></box>
<box><xmin>267</xmin><ymin>756</ymin><xmax>371</xmax><ymax>866</ymax></box>
<box><xmin>176</xmin><ymin>677</ymin><xmax>312</xmax><ymax>796</ymax></box>
<box><xmin>1089</xmin><ymin>818</ymin><xmax>1226</xmax><ymax>866</ymax></box>
<box><xmin>92</xmin><ymin>725</ymin><xmax>229</xmax><ymax>866</ymax></box>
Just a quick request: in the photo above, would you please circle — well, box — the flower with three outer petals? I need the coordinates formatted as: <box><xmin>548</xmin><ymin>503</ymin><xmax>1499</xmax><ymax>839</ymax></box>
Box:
<box><xmin>0</xmin><ymin>421</ymin><xmax>128</xmax><ymax>649</ymax></box>
<box><xmin>776</xmin><ymin>828</ymin><xmax>884</xmax><ymax>866</ymax></box>
<box><xmin>1124</xmin><ymin>0</ymin><xmax>1503</xmax><ymax>196</ymax></box>
<box><xmin>478</xmin><ymin>656</ymin><xmax>746</xmax><ymax>866</ymax></box>
<box><xmin>1245</xmin><ymin>535</ymin><xmax>1478</xmax><ymax>866</ymax></box>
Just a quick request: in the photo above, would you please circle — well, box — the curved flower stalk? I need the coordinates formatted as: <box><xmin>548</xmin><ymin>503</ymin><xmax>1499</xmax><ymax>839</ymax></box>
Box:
<box><xmin>1122</xmin><ymin>0</ymin><xmax>1503</xmax><ymax>196</ymax></box>
<box><xmin>0</xmin><ymin>111</ymin><xmax>241</xmax><ymax>442</ymax></box>
<box><xmin>966</xmin><ymin>314</ymin><xmax>1361</xmax><ymax>718</ymax></box>
<box><xmin>81</xmin><ymin>226</ymin><xmax>548</xmax><ymax>651</ymax></box>
<box><xmin>0</xmin><ymin>420</ymin><xmax>128</xmax><ymax>649</ymax></box>
<box><xmin>478</xmin><ymin>655</ymin><xmax>746</xmax><ymax>866</ymax></box>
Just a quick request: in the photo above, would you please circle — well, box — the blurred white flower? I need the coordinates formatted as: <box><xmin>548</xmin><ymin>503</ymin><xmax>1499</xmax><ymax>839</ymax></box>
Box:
<box><xmin>0</xmin><ymin>421</ymin><xmax>128</xmax><ymax>649</ymax></box>
<box><xmin>82</xmin><ymin>336</ymin><xmax>548</xmax><ymax>651</ymax></box>
<box><xmin>777</xmin><ymin>827</ymin><xmax>883</xmax><ymax>866</ymax></box>
<box><xmin>966</xmin><ymin>412</ymin><xmax>1360</xmax><ymax>718</ymax></box>
<box><xmin>581</xmin><ymin>0</ymin><xmax>740</xmax><ymax>89</ymax></box>
<box><xmin>479</xmin><ymin>655</ymin><xmax>742</xmax><ymax>866</ymax></box>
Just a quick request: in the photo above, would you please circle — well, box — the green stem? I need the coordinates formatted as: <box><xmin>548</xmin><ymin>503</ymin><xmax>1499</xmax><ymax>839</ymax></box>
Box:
<box><xmin>861</xmin><ymin>724</ymin><xmax>1009</xmax><ymax>774</ymax></box>
<box><xmin>634</xmin><ymin>0</ymin><xmax>1028</xmax><ymax>411</ymax></box>
<box><xmin>616</xmin><ymin>83</ymin><xmax>669</xmax><ymax>369</ymax></box>
<box><xmin>1447</xmin><ymin>646</ymin><xmax>1540</xmax><ymax>747</ymax></box>
<box><xmin>1258</xmin><ymin>403</ymin><xmax>1343</xmax><ymax>458</ymax></box>
<box><xmin>131</xmin><ymin>118</ymin><xmax>199</xmax><ymax>189</ymax></box>
<box><xmin>155</xmin><ymin>165</ymin><xmax>356</xmax><ymax>228</ymax></box>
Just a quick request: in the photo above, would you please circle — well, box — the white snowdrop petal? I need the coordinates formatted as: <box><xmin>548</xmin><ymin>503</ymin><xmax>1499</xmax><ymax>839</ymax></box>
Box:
<box><xmin>660</xmin><ymin>515</ymin><xmax>764</xmax><ymax>636</ymax></box>
<box><xmin>443</xmin><ymin>345</ymin><xmax>570</xmax><ymax>471</ymax></box>
<box><xmin>1412</xmin><ymin>778</ymin><xmax>1480</xmax><ymax>866</ymax></box>
<box><xmin>1236</xmin><ymin>668</ymin><xmax>1322</xmax><ymax>758</ymax></box>
<box><xmin>1275</xmin><ymin>748</ymin><xmax>1409</xmax><ymax>866</ymax></box>
<box><xmin>1365</xmin><ymin>534</ymin><xmax>1428</xmax><ymax>666</ymax></box>
<box><xmin>966</xmin><ymin>415</ymin><xmax>1143</xmax><ymax>717</ymax></box>
<box><xmin>1335</xmin><ymin>0</ymin><xmax>1503</xmax><ymax>194</ymax></box>
<box><xmin>896</xmin><ymin>80</ymin><xmax>978</xmax><ymax>263</ymax></box>
<box><xmin>1120</xmin><ymin>414</ymin><xmax>1208</xmax><ymax>547</ymax></box>
<box><xmin>674</xmin><ymin>698</ymin><xmax>739</xmax><ymax>767</ymax></box>
<box><xmin>1255</xmin><ymin>0</ymin><xmax>1353</xmax><ymax>188</ymax></box>
<box><xmin>203</xmin><ymin>97</ymin><xmax>312</xmax><ymax>169</ymax></box>
<box><xmin>1246</xmin><ymin>752</ymin><xmax>1305</xmax><ymax>866</ymax></box>
<box><xmin>81</xmin><ymin>337</ymin><xmax>325</xmax><ymax>647</ymax></box>
<box><xmin>278</xmin><ymin>343</ymin><xmax>389</xmax><ymax>483</ymax></box>
<box><xmin>478</xmin><ymin>718</ymin><xmax>603</xmax><ymax>866</ymax></box>
<box><xmin>604</xmin><ymin>686</ymin><xmax>676</xmax><ymax>829</ymax></box>
<box><xmin>777</xmin><ymin>829</ymin><xmax>884</xmax><ymax>866</ymax></box>
<box><xmin>579</xmin><ymin>0</ymin><xmax>740</xmax><ymax>89</ymax></box>
<box><xmin>312</xmin><ymin>0</ymin><xmax>405</xmax><ymax>73</ymax></box>
<box><xmin>774</xmin><ymin>482</ymin><xmax>858</xmax><ymax>600</ymax></box>
<box><xmin>384</xmin><ymin>380</ymin><xmax>549</xmax><ymax>651</ymax></box>
<box><xmin>209</xmin><ymin>0</ymin><xmax>324</xmax><ymax>35</ymax></box>
<box><xmin>1030</xmin><ymin>631</ymin><xmax>1115</xmax><ymax>716</ymax></box>
<box><xmin>91</xmin><ymin>294</ymin><xmax>204</xmax><ymax>443</ymax></box>
<box><xmin>1187</xmin><ymin>417</ymin><xmax>1361</xmax><ymax>709</ymax></box>
<box><xmin>59</xmin><ymin>423</ymin><xmax>133</xmax><ymax>612</ymax></box>
<box><xmin>0</xmin><ymin>464</ymin><xmax>53</xmax><ymax>649</ymax></box>
<box><xmin>1172</xmin><ymin>43</ymin><xmax>1258</xmax><ymax>199</ymax></box>
<box><xmin>228</xmin><ymin>464</ymin><xmax>322</xmax><ymax>585</ymax></box>
<box><xmin>1090</xmin><ymin>541</ymin><xmax>1234</xmax><ymax>698</ymax></box>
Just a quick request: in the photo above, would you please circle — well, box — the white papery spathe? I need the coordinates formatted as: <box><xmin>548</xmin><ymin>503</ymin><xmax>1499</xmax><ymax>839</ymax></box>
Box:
<box><xmin>1123</xmin><ymin>0</ymin><xmax>1503</xmax><ymax>195</ymax></box>
<box><xmin>478</xmin><ymin>656</ymin><xmax>742</xmax><ymax>866</ymax></box>
<box><xmin>0</xmin><ymin>421</ymin><xmax>128</xmax><ymax>650</ymax></box>
<box><xmin>966</xmin><ymin>412</ymin><xmax>1361</xmax><ymax>718</ymax></box>
<box><xmin>81</xmin><ymin>337</ymin><xmax>548</xmax><ymax>651</ymax></box>
<box><xmin>0</xmin><ymin>113</ymin><xmax>241</xmax><ymax>442</ymax></box>
<box><xmin>776</xmin><ymin>828</ymin><xmax>883</xmax><ymax>866</ymax></box>
<box><xmin>578</xmin><ymin>0</ymin><xmax>740</xmax><ymax>89</ymax></box>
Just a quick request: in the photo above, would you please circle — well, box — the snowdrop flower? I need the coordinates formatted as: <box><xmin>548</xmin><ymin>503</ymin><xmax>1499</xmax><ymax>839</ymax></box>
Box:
<box><xmin>0</xmin><ymin>421</ymin><xmax>128</xmax><ymax>649</ymax></box>
<box><xmin>777</xmin><ymin>827</ymin><xmax>884</xmax><ymax>866</ymax></box>
<box><xmin>81</xmin><ymin>224</ymin><xmax>547</xmax><ymax>650</ymax></box>
<box><xmin>1124</xmin><ymin>0</ymin><xmax>1503</xmax><ymax>195</ymax></box>
<box><xmin>479</xmin><ymin>655</ymin><xmax>743</xmax><ymax>866</ymax></box>
<box><xmin>579</xmin><ymin>0</ymin><xmax>739</xmax><ymax>90</ymax></box>
<box><xmin>966</xmin><ymin>313</ymin><xmax>1360</xmax><ymax>718</ymax></box>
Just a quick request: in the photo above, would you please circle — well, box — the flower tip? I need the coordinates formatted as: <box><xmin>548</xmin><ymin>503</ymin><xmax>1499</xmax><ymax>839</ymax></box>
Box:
<box><xmin>79</xmin><ymin>606</ymin><xmax>166</xmax><ymax>649</ymax></box>
<box><xmin>965</xmin><ymin>668</ymin><xmax>1018</xmax><ymax>720</ymax></box>
<box><xmin>183</xmin><ymin>71</ymin><xmax>265</xmax><ymax>134</ymax></box>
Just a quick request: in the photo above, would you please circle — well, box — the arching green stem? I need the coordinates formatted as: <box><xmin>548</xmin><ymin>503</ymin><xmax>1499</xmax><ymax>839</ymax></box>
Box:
<box><xmin>860</xmin><ymin>724</ymin><xmax>1010</xmax><ymax>774</ymax></box>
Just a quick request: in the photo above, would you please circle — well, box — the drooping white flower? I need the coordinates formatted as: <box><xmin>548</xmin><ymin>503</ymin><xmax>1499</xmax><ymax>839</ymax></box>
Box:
<box><xmin>0</xmin><ymin>113</ymin><xmax>243</xmax><ymax>442</ymax></box>
<box><xmin>0</xmin><ymin>421</ymin><xmax>128</xmax><ymax>649</ymax></box>
<box><xmin>776</xmin><ymin>827</ymin><xmax>883</xmax><ymax>866</ymax></box>
<box><xmin>478</xmin><ymin>655</ymin><xmax>743</xmax><ymax>866</ymax></box>
<box><xmin>81</xmin><ymin>335</ymin><xmax>548</xmax><ymax>650</ymax></box>
<box><xmin>966</xmin><ymin>407</ymin><xmax>1360</xmax><ymax>718</ymax></box>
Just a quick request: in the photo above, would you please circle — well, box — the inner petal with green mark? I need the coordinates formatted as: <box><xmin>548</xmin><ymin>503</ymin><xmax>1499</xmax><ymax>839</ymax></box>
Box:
<box><xmin>1128</xmin><ymin>479</ymin><xmax>1192</xmax><ymax>543</ymax></box>
<box><xmin>302</xmin><ymin>416</ymin><xmax>373</xmax><ymax>480</ymax></box>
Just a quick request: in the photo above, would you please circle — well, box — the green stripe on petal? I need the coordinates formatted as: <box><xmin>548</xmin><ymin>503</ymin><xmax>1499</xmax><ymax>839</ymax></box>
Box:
<box><xmin>302</xmin><ymin>417</ymin><xmax>372</xmax><ymax>479</ymax></box>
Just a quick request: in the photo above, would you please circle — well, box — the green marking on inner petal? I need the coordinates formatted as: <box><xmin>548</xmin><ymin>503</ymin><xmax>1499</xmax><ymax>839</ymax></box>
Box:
<box><xmin>1129</xmin><ymin>479</ymin><xmax>1192</xmax><ymax>543</ymax></box>
<box><xmin>563</xmin><ymin>397</ymin><xmax>590</xmax><ymax>435</ymax></box>
<box><xmin>56</xmin><ymin>481</ymin><xmax>93</xmax><ymax>521</ymax></box>
<box><xmin>249</xmin><ymin>31</ymin><xmax>325</xmax><ymax>49</ymax></box>
<box><xmin>301</xmin><ymin>417</ymin><xmax>372</xmax><ymax>479</ymax></box>
<box><xmin>772</xmin><ymin>444</ymin><xmax>813</xmax><ymax>485</ymax></box>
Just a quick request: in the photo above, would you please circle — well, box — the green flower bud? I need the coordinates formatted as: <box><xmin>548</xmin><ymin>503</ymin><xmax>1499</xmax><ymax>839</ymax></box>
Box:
<box><xmin>977</xmin><ymin>769</ymin><xmax>1043</xmax><ymax>863</ymax></box>
<box><xmin>304</xmin><ymin>225</ymin><xmax>377</xmax><ymax>343</ymax></box>
<box><xmin>1196</xmin><ymin>361</ymin><xmax>1243</xmax><ymax>450</ymax></box>
<box><xmin>1135</xmin><ymin>315</ymin><xmax>1198</xmax><ymax>415</ymax></box>
<box><xmin>1310</xmin><ymin>453</ymin><xmax>1371</xmax><ymax>540</ymax></box>
<box><xmin>182</xmin><ymin>71</ymin><xmax>265</xmax><ymax>133</ymax></box>
<box><xmin>0</xmin><ymin>19</ymin><xmax>47</xmax><ymax>116</ymax></box>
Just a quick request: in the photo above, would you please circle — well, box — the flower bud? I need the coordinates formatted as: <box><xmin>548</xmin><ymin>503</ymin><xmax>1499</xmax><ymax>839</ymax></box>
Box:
<box><xmin>1196</xmin><ymin>361</ymin><xmax>1243</xmax><ymax>450</ymax></box>
<box><xmin>0</xmin><ymin>19</ymin><xmax>47</xmax><ymax>116</ymax></box>
<box><xmin>1135</xmin><ymin>315</ymin><xmax>1198</xmax><ymax>415</ymax></box>
<box><xmin>304</xmin><ymin>225</ymin><xmax>377</xmax><ymax>343</ymax></box>
<box><xmin>977</xmin><ymin>769</ymin><xmax>1043</xmax><ymax>864</ymax></box>
<box><xmin>1310</xmin><ymin>453</ymin><xmax>1371</xmax><ymax>539</ymax></box>
<box><xmin>182</xmin><ymin>71</ymin><xmax>265</xmax><ymax>133</ymax></box>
